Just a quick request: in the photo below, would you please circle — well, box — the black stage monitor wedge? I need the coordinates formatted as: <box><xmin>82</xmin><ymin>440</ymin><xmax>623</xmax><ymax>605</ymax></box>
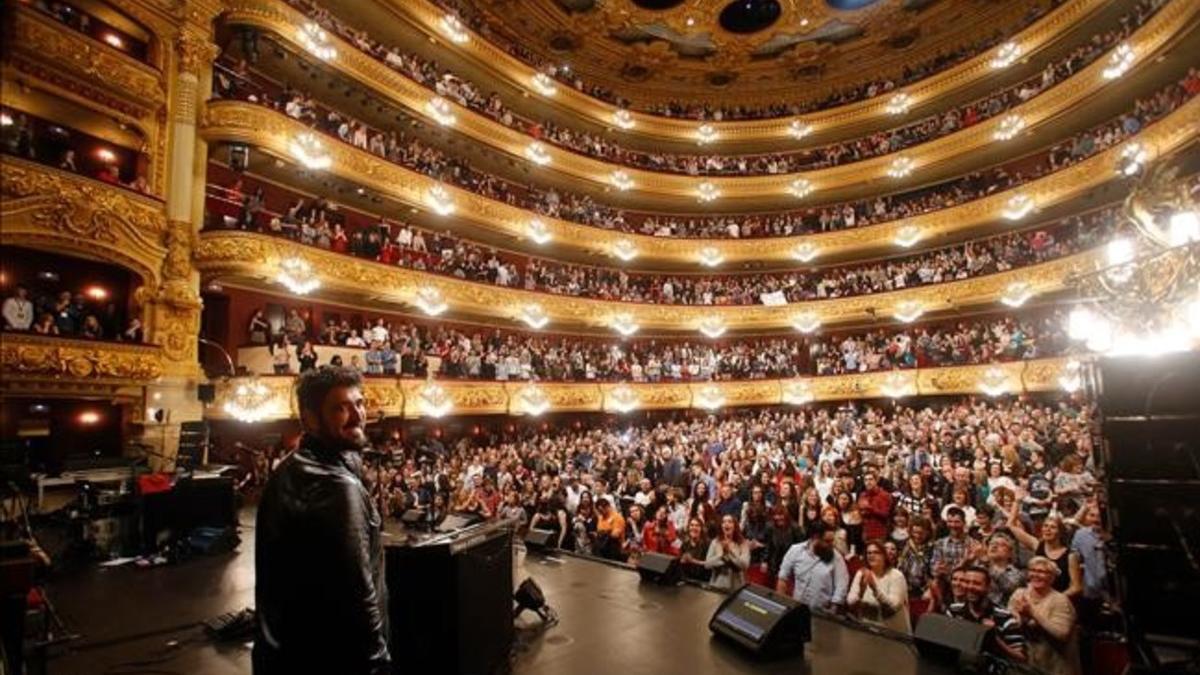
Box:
<box><xmin>709</xmin><ymin>584</ymin><xmax>811</xmax><ymax>658</ymax></box>
<box><xmin>913</xmin><ymin>614</ymin><xmax>991</xmax><ymax>667</ymax></box>
<box><xmin>637</xmin><ymin>551</ymin><xmax>681</xmax><ymax>585</ymax></box>
<box><xmin>523</xmin><ymin>528</ymin><xmax>556</xmax><ymax>552</ymax></box>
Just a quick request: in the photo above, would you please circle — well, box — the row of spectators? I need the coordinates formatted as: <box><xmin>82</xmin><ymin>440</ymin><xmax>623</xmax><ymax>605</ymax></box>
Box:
<box><xmin>210</xmin><ymin>173</ymin><xmax>1119</xmax><ymax>307</ymax></box>
<box><xmin>250</xmin><ymin>308</ymin><xmax>1070</xmax><ymax>380</ymax></box>
<box><xmin>212</xmin><ymin>64</ymin><xmax>1200</xmax><ymax>238</ymax></box>
<box><xmin>251</xmin><ymin>0</ymin><xmax>1163</xmax><ymax>176</ymax></box>
<box><xmin>1</xmin><ymin>108</ymin><xmax>151</xmax><ymax>193</ymax></box>
<box><xmin>251</xmin><ymin>394</ymin><xmax>1104</xmax><ymax>674</ymax></box>
<box><xmin>1</xmin><ymin>282</ymin><xmax>142</xmax><ymax>341</ymax></box>
<box><xmin>397</xmin><ymin>0</ymin><xmax>1067</xmax><ymax>121</ymax></box>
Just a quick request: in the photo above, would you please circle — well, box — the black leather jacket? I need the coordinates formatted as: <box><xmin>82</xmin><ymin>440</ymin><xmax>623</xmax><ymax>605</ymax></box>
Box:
<box><xmin>253</xmin><ymin>435</ymin><xmax>390</xmax><ymax>674</ymax></box>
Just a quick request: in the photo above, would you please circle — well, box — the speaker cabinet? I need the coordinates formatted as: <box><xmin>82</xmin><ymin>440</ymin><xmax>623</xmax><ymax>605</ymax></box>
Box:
<box><xmin>637</xmin><ymin>551</ymin><xmax>681</xmax><ymax>585</ymax></box>
<box><xmin>913</xmin><ymin>613</ymin><xmax>991</xmax><ymax>667</ymax></box>
<box><xmin>709</xmin><ymin>584</ymin><xmax>810</xmax><ymax>658</ymax></box>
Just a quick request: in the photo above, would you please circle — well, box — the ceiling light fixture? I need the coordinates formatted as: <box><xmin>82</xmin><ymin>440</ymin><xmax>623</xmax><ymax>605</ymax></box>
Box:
<box><xmin>425</xmin><ymin>96</ymin><xmax>457</xmax><ymax>126</ymax></box>
<box><xmin>893</xmin><ymin>300</ymin><xmax>924</xmax><ymax>323</ymax></box>
<box><xmin>297</xmin><ymin>22</ymin><xmax>337</xmax><ymax>61</ymax></box>
<box><xmin>978</xmin><ymin>367</ymin><xmax>1010</xmax><ymax>397</ymax></box>
<box><xmin>1002</xmin><ymin>193</ymin><xmax>1035</xmax><ymax>221</ymax></box>
<box><xmin>787</xmin><ymin>178</ymin><xmax>814</xmax><ymax>199</ymax></box>
<box><xmin>418</xmin><ymin>382</ymin><xmax>454</xmax><ymax>418</ymax></box>
<box><xmin>697</xmin><ymin>182</ymin><xmax>720</xmax><ymax>203</ymax></box>
<box><xmin>994</xmin><ymin>114</ymin><xmax>1026</xmax><ymax>141</ymax></box>
<box><xmin>1000</xmin><ymin>281</ymin><xmax>1035</xmax><ymax>308</ymax></box>
<box><xmin>103</xmin><ymin>33</ymin><xmax>125</xmax><ymax>50</ymax></box>
<box><xmin>439</xmin><ymin>14</ymin><xmax>470</xmax><ymax>44</ymax></box>
<box><xmin>518</xmin><ymin>303</ymin><xmax>550</xmax><ymax>329</ymax></box>
<box><xmin>613</xmin><ymin>109</ymin><xmax>635</xmax><ymax>130</ymax></box>
<box><xmin>531</xmin><ymin>72</ymin><xmax>558</xmax><ymax>96</ymax></box>
<box><xmin>414</xmin><ymin>286</ymin><xmax>448</xmax><ymax>316</ymax></box>
<box><xmin>698</xmin><ymin>316</ymin><xmax>727</xmax><ymax>339</ymax></box>
<box><xmin>288</xmin><ymin>132</ymin><xmax>332</xmax><ymax>170</ymax></box>
<box><xmin>425</xmin><ymin>184</ymin><xmax>456</xmax><ymax>216</ymax></box>
<box><xmin>990</xmin><ymin>41</ymin><xmax>1022</xmax><ymax>69</ymax></box>
<box><xmin>694</xmin><ymin>385</ymin><xmax>725</xmax><ymax>411</ymax></box>
<box><xmin>887</xmin><ymin>156</ymin><xmax>915</xmax><ymax>178</ymax></box>
<box><xmin>608</xmin><ymin>384</ymin><xmax>640</xmax><ymax>413</ymax></box>
<box><xmin>893</xmin><ymin>224</ymin><xmax>922</xmax><ymax>248</ymax></box>
<box><xmin>791</xmin><ymin>312</ymin><xmax>821</xmax><ymax>334</ymax></box>
<box><xmin>885</xmin><ymin>93</ymin><xmax>913</xmax><ymax>115</ymax></box>
<box><xmin>277</xmin><ymin>257</ymin><xmax>320</xmax><ymax>295</ymax></box>
<box><xmin>880</xmin><ymin>371</ymin><xmax>913</xmax><ymax>399</ymax></box>
<box><xmin>516</xmin><ymin>385</ymin><xmax>551</xmax><ymax>416</ymax></box>
<box><xmin>696</xmin><ymin>124</ymin><xmax>718</xmax><ymax>145</ymax></box>
<box><xmin>224</xmin><ymin>378</ymin><xmax>275</xmax><ymax>423</ymax></box>
<box><xmin>1103</xmin><ymin>43</ymin><xmax>1136</xmax><ymax>80</ymax></box>
<box><xmin>612</xmin><ymin>238</ymin><xmax>639</xmax><ymax>262</ymax></box>
<box><xmin>787</xmin><ymin>120</ymin><xmax>813</xmax><ymax>139</ymax></box>
<box><xmin>524</xmin><ymin>141</ymin><xmax>552</xmax><ymax>166</ymax></box>
<box><xmin>610</xmin><ymin>313</ymin><xmax>639</xmax><ymax>337</ymax></box>
<box><xmin>698</xmin><ymin>246</ymin><xmax>725</xmax><ymax>267</ymax></box>
<box><xmin>610</xmin><ymin>170</ymin><xmax>635</xmax><ymax>191</ymax></box>
<box><xmin>792</xmin><ymin>242</ymin><xmax>819</xmax><ymax>263</ymax></box>
<box><xmin>782</xmin><ymin>380</ymin><xmax>814</xmax><ymax>405</ymax></box>
<box><xmin>527</xmin><ymin>218</ymin><xmax>552</xmax><ymax>245</ymax></box>
<box><xmin>1116</xmin><ymin>142</ymin><xmax>1150</xmax><ymax>177</ymax></box>
<box><xmin>1058</xmin><ymin>358</ymin><xmax>1083</xmax><ymax>393</ymax></box>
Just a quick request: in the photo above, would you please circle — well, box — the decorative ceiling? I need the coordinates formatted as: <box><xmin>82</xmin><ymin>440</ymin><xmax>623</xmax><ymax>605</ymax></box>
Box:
<box><xmin>454</xmin><ymin>0</ymin><xmax>1053</xmax><ymax>106</ymax></box>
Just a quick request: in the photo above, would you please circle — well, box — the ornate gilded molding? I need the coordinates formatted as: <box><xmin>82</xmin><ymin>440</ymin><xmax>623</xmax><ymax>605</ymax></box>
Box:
<box><xmin>223</xmin><ymin>0</ymin><xmax>1196</xmax><ymax>198</ymax></box>
<box><xmin>381</xmin><ymin>0</ymin><xmax>1106</xmax><ymax>142</ymax></box>
<box><xmin>204</xmin><ymin>358</ymin><xmax>1075</xmax><ymax>422</ymax></box>
<box><xmin>0</xmin><ymin>157</ymin><xmax>168</xmax><ymax>288</ymax></box>
<box><xmin>0</xmin><ymin>333</ymin><xmax>165</xmax><ymax>387</ymax></box>
<box><xmin>200</xmin><ymin>96</ymin><xmax>1200</xmax><ymax>265</ymax></box>
<box><xmin>7</xmin><ymin>6</ymin><xmax>167</xmax><ymax>118</ymax></box>
<box><xmin>194</xmin><ymin>230</ymin><xmax>1088</xmax><ymax>332</ymax></box>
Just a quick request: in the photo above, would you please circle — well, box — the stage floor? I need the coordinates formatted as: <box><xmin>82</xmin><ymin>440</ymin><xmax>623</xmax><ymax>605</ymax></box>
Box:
<box><xmin>42</xmin><ymin>516</ymin><xmax>955</xmax><ymax>675</ymax></box>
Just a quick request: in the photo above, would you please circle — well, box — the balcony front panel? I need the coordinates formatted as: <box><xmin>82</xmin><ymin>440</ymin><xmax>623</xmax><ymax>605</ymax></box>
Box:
<box><xmin>195</xmin><ymin>230</ymin><xmax>1088</xmax><ymax>332</ymax></box>
<box><xmin>0</xmin><ymin>333</ymin><xmax>165</xmax><ymax>392</ymax></box>
<box><xmin>200</xmin><ymin>96</ymin><xmax>1200</xmax><ymax>265</ymax></box>
<box><xmin>204</xmin><ymin>357</ymin><xmax>1075</xmax><ymax>422</ymax></box>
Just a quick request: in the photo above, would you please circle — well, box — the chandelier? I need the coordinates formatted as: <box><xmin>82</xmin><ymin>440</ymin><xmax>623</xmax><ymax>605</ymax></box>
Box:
<box><xmin>787</xmin><ymin>120</ymin><xmax>813</xmax><ymax>140</ymax></box>
<box><xmin>439</xmin><ymin>14</ymin><xmax>470</xmax><ymax>44</ymax></box>
<box><xmin>531</xmin><ymin>72</ymin><xmax>558</xmax><ymax>96</ymax></box>
<box><xmin>515</xmin><ymin>385</ymin><xmax>551</xmax><ymax>416</ymax></box>
<box><xmin>414</xmin><ymin>286</ymin><xmax>448</xmax><ymax>316</ymax></box>
<box><xmin>518</xmin><ymin>303</ymin><xmax>550</xmax><ymax>329</ymax></box>
<box><xmin>792</xmin><ymin>242</ymin><xmax>819</xmax><ymax>263</ymax></box>
<box><xmin>289</xmin><ymin>133</ymin><xmax>331</xmax><ymax>170</ymax></box>
<box><xmin>893</xmin><ymin>223</ymin><xmax>922</xmax><ymax>248</ymax></box>
<box><xmin>885</xmin><ymin>93</ymin><xmax>913</xmax><ymax>115</ymax></box>
<box><xmin>425</xmin><ymin>184</ymin><xmax>456</xmax><ymax>215</ymax></box>
<box><xmin>611</xmin><ymin>238</ymin><xmax>639</xmax><ymax>262</ymax></box>
<box><xmin>1065</xmin><ymin>164</ymin><xmax>1200</xmax><ymax>356</ymax></box>
<box><xmin>425</xmin><ymin>96</ymin><xmax>456</xmax><ymax>126</ymax></box>
<box><xmin>782</xmin><ymin>380</ymin><xmax>814</xmax><ymax>405</ymax></box>
<box><xmin>608</xmin><ymin>384</ymin><xmax>640</xmax><ymax>413</ymax></box>
<box><xmin>698</xmin><ymin>316</ymin><xmax>727</xmax><ymax>339</ymax></box>
<box><xmin>978</xmin><ymin>367</ymin><xmax>1010</xmax><ymax>397</ymax></box>
<box><xmin>880</xmin><ymin>371</ymin><xmax>914</xmax><ymax>399</ymax></box>
<box><xmin>224</xmin><ymin>378</ymin><xmax>275</xmax><ymax>423</ymax></box>
<box><xmin>887</xmin><ymin>156</ymin><xmax>915</xmax><ymax>179</ymax></box>
<box><xmin>610</xmin><ymin>170</ymin><xmax>635</xmax><ymax>191</ymax></box>
<box><xmin>694</xmin><ymin>385</ymin><xmax>725</xmax><ymax>411</ymax></box>
<box><xmin>417</xmin><ymin>382</ymin><xmax>454</xmax><ymax>418</ymax></box>
<box><xmin>277</xmin><ymin>257</ymin><xmax>320</xmax><ymax>294</ymax></box>
<box><xmin>297</xmin><ymin>23</ymin><xmax>336</xmax><ymax>61</ymax></box>
<box><xmin>792</xmin><ymin>312</ymin><xmax>821</xmax><ymax>334</ymax></box>
<box><xmin>994</xmin><ymin>114</ymin><xmax>1026</xmax><ymax>142</ymax></box>
<box><xmin>990</xmin><ymin>41</ymin><xmax>1022</xmax><ymax>69</ymax></box>
<box><xmin>610</xmin><ymin>313</ymin><xmax>639</xmax><ymax>337</ymax></box>
<box><xmin>696</xmin><ymin>124</ymin><xmax>718</xmax><ymax>145</ymax></box>
<box><xmin>527</xmin><ymin>218</ymin><xmax>552</xmax><ymax>245</ymax></box>
<box><xmin>1002</xmin><ymin>193</ymin><xmax>1036</xmax><ymax>220</ymax></box>
<box><xmin>612</xmin><ymin>109</ymin><xmax>635</xmax><ymax>130</ymax></box>
<box><xmin>698</xmin><ymin>246</ymin><xmax>725</xmax><ymax>267</ymax></box>
<box><xmin>524</xmin><ymin>142</ymin><xmax>552</xmax><ymax>166</ymax></box>
<box><xmin>787</xmin><ymin>178</ymin><xmax>814</xmax><ymax>199</ymax></box>
<box><xmin>696</xmin><ymin>182</ymin><xmax>720</xmax><ymax>202</ymax></box>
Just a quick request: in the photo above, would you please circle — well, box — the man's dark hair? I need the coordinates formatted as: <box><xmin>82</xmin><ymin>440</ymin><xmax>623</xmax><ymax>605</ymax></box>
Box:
<box><xmin>295</xmin><ymin>366</ymin><xmax>363</xmax><ymax>415</ymax></box>
<box><xmin>962</xmin><ymin>564</ymin><xmax>991</xmax><ymax>584</ymax></box>
<box><xmin>806</xmin><ymin>520</ymin><xmax>828</xmax><ymax>539</ymax></box>
<box><xmin>945</xmin><ymin>506</ymin><xmax>966</xmax><ymax>521</ymax></box>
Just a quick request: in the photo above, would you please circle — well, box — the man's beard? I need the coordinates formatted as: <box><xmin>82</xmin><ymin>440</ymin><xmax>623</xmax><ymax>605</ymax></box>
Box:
<box><xmin>322</xmin><ymin>423</ymin><xmax>368</xmax><ymax>451</ymax></box>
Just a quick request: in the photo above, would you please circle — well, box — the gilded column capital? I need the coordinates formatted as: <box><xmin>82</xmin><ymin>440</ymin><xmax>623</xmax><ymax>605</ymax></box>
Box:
<box><xmin>175</xmin><ymin>32</ymin><xmax>221</xmax><ymax>77</ymax></box>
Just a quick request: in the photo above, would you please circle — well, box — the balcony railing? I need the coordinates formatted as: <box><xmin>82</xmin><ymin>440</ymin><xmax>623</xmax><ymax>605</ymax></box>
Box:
<box><xmin>0</xmin><ymin>332</ymin><xmax>164</xmax><ymax>389</ymax></box>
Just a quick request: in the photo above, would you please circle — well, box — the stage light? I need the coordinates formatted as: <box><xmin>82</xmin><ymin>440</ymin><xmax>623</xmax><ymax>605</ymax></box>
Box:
<box><xmin>696</xmin><ymin>124</ymin><xmax>718</xmax><ymax>145</ymax></box>
<box><xmin>518</xmin><ymin>303</ymin><xmax>550</xmax><ymax>329</ymax></box>
<box><xmin>698</xmin><ymin>316</ymin><xmax>727</xmax><ymax>338</ymax></box>
<box><xmin>1000</xmin><ymin>281</ymin><xmax>1034</xmax><ymax>308</ymax></box>
<box><xmin>993</xmin><ymin>114</ymin><xmax>1025</xmax><ymax>141</ymax></box>
<box><xmin>791</xmin><ymin>242</ymin><xmax>819</xmax><ymax>263</ymax></box>
<box><xmin>95</xmin><ymin>148</ymin><xmax>117</xmax><ymax>163</ymax></box>
<box><xmin>1168</xmin><ymin>211</ymin><xmax>1200</xmax><ymax>246</ymax></box>
<box><xmin>697</xmin><ymin>182</ymin><xmax>720</xmax><ymax>203</ymax></box>
<box><xmin>612</xmin><ymin>238</ymin><xmax>638</xmax><ymax>262</ymax></box>
<box><xmin>893</xmin><ymin>224</ymin><xmax>921</xmax><ymax>248</ymax></box>
<box><xmin>612</xmin><ymin>109</ymin><xmax>635</xmax><ymax>130</ymax></box>
<box><xmin>425</xmin><ymin>96</ymin><xmax>457</xmax><ymax>126</ymax></box>
<box><xmin>610</xmin><ymin>313</ymin><xmax>639</xmax><ymax>336</ymax></box>
<box><xmin>1001</xmin><ymin>193</ymin><xmax>1034</xmax><ymax>221</ymax></box>
<box><xmin>77</xmin><ymin>410</ymin><xmax>102</xmax><ymax>425</ymax></box>
<box><xmin>102</xmin><ymin>33</ymin><xmax>125</xmax><ymax>50</ymax></box>
<box><xmin>531</xmin><ymin>72</ymin><xmax>558</xmax><ymax>96</ymax></box>
<box><xmin>425</xmin><ymin>184</ymin><xmax>456</xmax><ymax>215</ymax></box>
<box><xmin>610</xmin><ymin>170</ymin><xmax>635</xmax><ymax>191</ymax></box>
<box><xmin>694</xmin><ymin>385</ymin><xmax>725</xmax><ymax>410</ymax></box>
<box><xmin>608</xmin><ymin>384</ymin><xmax>640</xmax><ymax>413</ymax></box>
<box><xmin>887</xmin><ymin>156</ymin><xmax>914</xmax><ymax>178</ymax></box>
<box><xmin>524</xmin><ymin>142</ymin><xmax>552</xmax><ymax>166</ymax></box>
<box><xmin>1103</xmin><ymin>43</ymin><xmax>1135</xmax><ymax>80</ymax></box>
<box><xmin>527</xmin><ymin>218</ymin><xmax>552</xmax><ymax>245</ymax></box>
<box><xmin>297</xmin><ymin>22</ymin><xmax>337</xmax><ymax>61</ymax></box>
<box><xmin>787</xmin><ymin>120</ymin><xmax>813</xmax><ymax>139</ymax></box>
<box><xmin>978</xmin><ymin>367</ymin><xmax>1009</xmax><ymax>397</ymax></box>
<box><xmin>792</xmin><ymin>312</ymin><xmax>821</xmax><ymax>334</ymax></box>
<box><xmin>990</xmin><ymin>41</ymin><xmax>1021</xmax><ymax>69</ymax></box>
<box><xmin>84</xmin><ymin>285</ymin><xmax>109</xmax><ymax>301</ymax></box>
<box><xmin>0</xmin><ymin>113</ymin><xmax>12</xmax><ymax>127</ymax></box>
<box><xmin>787</xmin><ymin>178</ymin><xmax>814</xmax><ymax>199</ymax></box>
<box><xmin>782</xmin><ymin>381</ymin><xmax>814</xmax><ymax>405</ymax></box>
<box><xmin>414</xmin><ymin>286</ymin><xmax>448</xmax><ymax>316</ymax></box>
<box><xmin>893</xmin><ymin>300</ymin><xmax>924</xmax><ymax>323</ymax></box>
<box><xmin>439</xmin><ymin>14</ymin><xmax>470</xmax><ymax>44</ymax></box>
<box><xmin>277</xmin><ymin>257</ymin><xmax>320</xmax><ymax>295</ymax></box>
<box><xmin>698</xmin><ymin>246</ymin><xmax>724</xmax><ymax>267</ymax></box>
<box><xmin>418</xmin><ymin>382</ymin><xmax>454</xmax><ymax>418</ymax></box>
<box><xmin>289</xmin><ymin>133</ymin><xmax>332</xmax><ymax>170</ymax></box>
<box><xmin>516</xmin><ymin>385</ymin><xmax>551</xmax><ymax>416</ymax></box>
<box><xmin>885</xmin><ymin>93</ymin><xmax>912</xmax><ymax>115</ymax></box>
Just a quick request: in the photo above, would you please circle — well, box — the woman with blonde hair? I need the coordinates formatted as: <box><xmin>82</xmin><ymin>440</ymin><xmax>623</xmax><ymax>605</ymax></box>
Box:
<box><xmin>848</xmin><ymin>540</ymin><xmax>911</xmax><ymax>634</ymax></box>
<box><xmin>1008</xmin><ymin>556</ymin><xmax>1081</xmax><ymax>675</ymax></box>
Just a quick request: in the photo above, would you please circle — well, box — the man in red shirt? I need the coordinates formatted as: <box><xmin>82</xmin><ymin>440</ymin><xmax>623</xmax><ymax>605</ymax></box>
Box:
<box><xmin>858</xmin><ymin>470</ymin><xmax>893</xmax><ymax>542</ymax></box>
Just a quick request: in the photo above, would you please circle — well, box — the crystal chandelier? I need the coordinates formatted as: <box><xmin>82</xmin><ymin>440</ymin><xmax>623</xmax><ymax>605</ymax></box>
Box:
<box><xmin>1065</xmin><ymin>164</ymin><xmax>1200</xmax><ymax>356</ymax></box>
<box><xmin>698</xmin><ymin>316</ymin><xmax>727</xmax><ymax>339</ymax></box>
<box><xmin>792</xmin><ymin>242</ymin><xmax>819</xmax><ymax>263</ymax></box>
<box><xmin>694</xmin><ymin>385</ymin><xmax>725</xmax><ymax>410</ymax></box>
<box><xmin>990</xmin><ymin>42</ymin><xmax>1022</xmax><ymax>69</ymax></box>
<box><xmin>224</xmin><ymin>378</ymin><xmax>275</xmax><ymax>423</ymax></box>
<box><xmin>782</xmin><ymin>380</ymin><xmax>814</xmax><ymax>405</ymax></box>
<box><xmin>787</xmin><ymin>120</ymin><xmax>813</xmax><ymax>139</ymax></box>
<box><xmin>277</xmin><ymin>257</ymin><xmax>320</xmax><ymax>294</ymax></box>
<box><xmin>610</xmin><ymin>170</ymin><xmax>635</xmax><ymax>191</ymax></box>
<box><xmin>417</xmin><ymin>382</ymin><xmax>454</xmax><ymax>418</ymax></box>
<box><xmin>885</xmin><ymin>93</ymin><xmax>913</xmax><ymax>115</ymax></box>
<box><xmin>515</xmin><ymin>385</ymin><xmax>551</xmax><ymax>416</ymax></box>
<box><xmin>518</xmin><ymin>303</ymin><xmax>550</xmax><ymax>329</ymax></box>
<box><xmin>612</xmin><ymin>109</ymin><xmax>635</xmax><ymax>130</ymax></box>
<box><xmin>698</xmin><ymin>246</ymin><xmax>724</xmax><ymax>267</ymax></box>
<box><xmin>611</xmin><ymin>238</ymin><xmax>638</xmax><ymax>262</ymax></box>
<box><xmin>531</xmin><ymin>72</ymin><xmax>558</xmax><ymax>96</ymax></box>
<box><xmin>792</xmin><ymin>312</ymin><xmax>821</xmax><ymax>334</ymax></box>
<box><xmin>527</xmin><ymin>218</ymin><xmax>552</xmax><ymax>245</ymax></box>
<box><xmin>439</xmin><ymin>14</ymin><xmax>470</xmax><ymax>44</ymax></box>
<box><xmin>787</xmin><ymin>178</ymin><xmax>814</xmax><ymax>199</ymax></box>
<box><xmin>697</xmin><ymin>182</ymin><xmax>720</xmax><ymax>202</ymax></box>
<box><xmin>297</xmin><ymin>23</ymin><xmax>336</xmax><ymax>61</ymax></box>
<box><xmin>289</xmin><ymin>133</ymin><xmax>331</xmax><ymax>170</ymax></box>
<box><xmin>425</xmin><ymin>96</ymin><xmax>456</xmax><ymax>126</ymax></box>
<box><xmin>608</xmin><ymin>384</ymin><xmax>640</xmax><ymax>413</ymax></box>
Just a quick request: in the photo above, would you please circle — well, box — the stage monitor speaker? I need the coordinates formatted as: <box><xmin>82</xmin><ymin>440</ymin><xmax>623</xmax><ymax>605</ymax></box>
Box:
<box><xmin>523</xmin><ymin>528</ymin><xmax>555</xmax><ymax>552</ymax></box>
<box><xmin>386</xmin><ymin>522</ymin><xmax>513</xmax><ymax>675</ymax></box>
<box><xmin>400</xmin><ymin>509</ymin><xmax>425</xmax><ymax>527</ymax></box>
<box><xmin>913</xmin><ymin>614</ymin><xmax>990</xmax><ymax>667</ymax></box>
<box><xmin>709</xmin><ymin>584</ymin><xmax>810</xmax><ymax>658</ymax></box>
<box><xmin>197</xmin><ymin>383</ymin><xmax>216</xmax><ymax>403</ymax></box>
<box><xmin>637</xmin><ymin>551</ymin><xmax>681</xmax><ymax>585</ymax></box>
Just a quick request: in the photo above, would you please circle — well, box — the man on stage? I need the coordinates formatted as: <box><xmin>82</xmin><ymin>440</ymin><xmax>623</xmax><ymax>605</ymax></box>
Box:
<box><xmin>253</xmin><ymin>367</ymin><xmax>391</xmax><ymax>674</ymax></box>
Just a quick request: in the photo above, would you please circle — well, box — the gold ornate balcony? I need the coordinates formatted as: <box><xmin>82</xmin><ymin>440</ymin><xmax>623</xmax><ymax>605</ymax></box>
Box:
<box><xmin>200</xmin><ymin>95</ymin><xmax>1200</xmax><ymax>265</ymax></box>
<box><xmin>5</xmin><ymin>4</ymin><xmax>166</xmax><ymax>120</ymax></box>
<box><xmin>0</xmin><ymin>158</ymin><xmax>168</xmax><ymax>289</ymax></box>
<box><xmin>195</xmin><ymin>230</ymin><xmax>1088</xmax><ymax>332</ymax></box>
<box><xmin>204</xmin><ymin>357</ymin><xmax>1075</xmax><ymax>422</ymax></box>
<box><xmin>222</xmin><ymin>0</ymin><xmax>1196</xmax><ymax>200</ymax></box>
<box><xmin>0</xmin><ymin>333</ymin><xmax>165</xmax><ymax>398</ymax></box>
<box><xmin>377</xmin><ymin>0</ymin><xmax>1106</xmax><ymax>143</ymax></box>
